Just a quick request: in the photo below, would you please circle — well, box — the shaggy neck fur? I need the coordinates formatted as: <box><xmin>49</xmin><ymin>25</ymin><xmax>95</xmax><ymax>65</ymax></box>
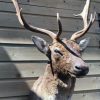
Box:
<box><xmin>30</xmin><ymin>64</ymin><xmax>76</xmax><ymax>100</ymax></box>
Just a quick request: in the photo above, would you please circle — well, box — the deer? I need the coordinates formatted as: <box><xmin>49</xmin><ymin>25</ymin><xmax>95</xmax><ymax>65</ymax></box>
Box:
<box><xmin>12</xmin><ymin>0</ymin><xmax>96</xmax><ymax>100</ymax></box>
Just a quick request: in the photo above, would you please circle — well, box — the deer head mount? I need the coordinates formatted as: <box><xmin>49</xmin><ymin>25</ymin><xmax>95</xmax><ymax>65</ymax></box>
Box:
<box><xmin>12</xmin><ymin>0</ymin><xmax>95</xmax><ymax>78</ymax></box>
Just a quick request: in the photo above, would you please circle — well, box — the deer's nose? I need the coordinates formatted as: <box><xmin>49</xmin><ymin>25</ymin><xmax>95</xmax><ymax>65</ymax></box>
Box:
<box><xmin>75</xmin><ymin>66</ymin><xmax>89</xmax><ymax>76</ymax></box>
<box><xmin>75</xmin><ymin>66</ymin><xmax>82</xmax><ymax>70</ymax></box>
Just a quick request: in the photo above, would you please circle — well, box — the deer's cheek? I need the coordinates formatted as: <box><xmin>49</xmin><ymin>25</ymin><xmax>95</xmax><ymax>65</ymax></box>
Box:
<box><xmin>54</xmin><ymin>55</ymin><xmax>61</xmax><ymax>62</ymax></box>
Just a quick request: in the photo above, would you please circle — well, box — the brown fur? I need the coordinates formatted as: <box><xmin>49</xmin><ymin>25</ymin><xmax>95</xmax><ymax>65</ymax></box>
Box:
<box><xmin>30</xmin><ymin>40</ymin><xmax>84</xmax><ymax>100</ymax></box>
<box><xmin>50</xmin><ymin>40</ymin><xmax>80</xmax><ymax>75</ymax></box>
<box><xmin>31</xmin><ymin>64</ymin><xmax>76</xmax><ymax>100</ymax></box>
<box><xmin>11</xmin><ymin>0</ymin><xmax>92</xmax><ymax>99</ymax></box>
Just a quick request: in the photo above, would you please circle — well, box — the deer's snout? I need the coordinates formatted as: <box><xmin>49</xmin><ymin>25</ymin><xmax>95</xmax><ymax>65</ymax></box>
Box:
<box><xmin>74</xmin><ymin>65</ymin><xmax>89</xmax><ymax>77</ymax></box>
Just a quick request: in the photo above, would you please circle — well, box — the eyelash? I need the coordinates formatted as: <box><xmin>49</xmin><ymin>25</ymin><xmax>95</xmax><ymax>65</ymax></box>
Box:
<box><xmin>54</xmin><ymin>49</ymin><xmax>63</xmax><ymax>56</ymax></box>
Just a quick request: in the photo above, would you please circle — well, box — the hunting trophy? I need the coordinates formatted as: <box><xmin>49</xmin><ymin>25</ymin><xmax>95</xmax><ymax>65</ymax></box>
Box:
<box><xmin>12</xmin><ymin>0</ymin><xmax>95</xmax><ymax>100</ymax></box>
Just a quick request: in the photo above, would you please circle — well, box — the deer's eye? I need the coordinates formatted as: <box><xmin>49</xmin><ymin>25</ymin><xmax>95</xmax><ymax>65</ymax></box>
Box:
<box><xmin>54</xmin><ymin>49</ymin><xmax>63</xmax><ymax>56</ymax></box>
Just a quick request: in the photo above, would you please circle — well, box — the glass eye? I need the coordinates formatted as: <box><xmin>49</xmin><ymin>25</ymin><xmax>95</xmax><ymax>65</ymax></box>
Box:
<box><xmin>54</xmin><ymin>49</ymin><xmax>63</xmax><ymax>56</ymax></box>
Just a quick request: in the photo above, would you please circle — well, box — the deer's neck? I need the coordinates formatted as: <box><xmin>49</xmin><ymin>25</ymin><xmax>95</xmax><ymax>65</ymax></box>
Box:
<box><xmin>43</xmin><ymin>64</ymin><xmax>76</xmax><ymax>98</ymax></box>
<box><xmin>31</xmin><ymin>64</ymin><xmax>76</xmax><ymax>100</ymax></box>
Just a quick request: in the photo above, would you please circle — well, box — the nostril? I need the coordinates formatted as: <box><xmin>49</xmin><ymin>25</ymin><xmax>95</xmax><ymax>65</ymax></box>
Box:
<box><xmin>75</xmin><ymin>66</ymin><xmax>81</xmax><ymax>70</ymax></box>
<box><xmin>74</xmin><ymin>66</ymin><xmax>89</xmax><ymax>77</ymax></box>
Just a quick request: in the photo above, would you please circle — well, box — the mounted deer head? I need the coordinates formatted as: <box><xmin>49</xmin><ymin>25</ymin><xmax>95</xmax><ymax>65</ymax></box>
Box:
<box><xmin>12</xmin><ymin>0</ymin><xmax>95</xmax><ymax>76</ymax></box>
<box><xmin>12</xmin><ymin>0</ymin><xmax>95</xmax><ymax>78</ymax></box>
<box><xmin>12</xmin><ymin>0</ymin><xmax>96</xmax><ymax>100</ymax></box>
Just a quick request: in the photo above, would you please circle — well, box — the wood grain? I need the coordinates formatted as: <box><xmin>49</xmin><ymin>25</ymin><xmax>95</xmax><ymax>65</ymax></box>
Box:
<box><xmin>0</xmin><ymin>1</ymin><xmax>98</xmax><ymax>19</ymax></box>
<box><xmin>0</xmin><ymin>28</ymin><xmax>99</xmax><ymax>46</ymax></box>
<box><xmin>0</xmin><ymin>0</ymin><xmax>100</xmax><ymax>12</ymax></box>
<box><xmin>0</xmin><ymin>46</ymin><xmax>99</xmax><ymax>61</ymax></box>
<box><xmin>0</xmin><ymin>92</ymin><xmax>100</xmax><ymax>100</ymax></box>
<box><xmin>0</xmin><ymin>77</ymin><xmax>100</xmax><ymax>97</ymax></box>
<box><xmin>0</xmin><ymin>12</ymin><xmax>99</xmax><ymax>33</ymax></box>
<box><xmin>72</xmin><ymin>92</ymin><xmax>100</xmax><ymax>100</ymax></box>
<box><xmin>0</xmin><ymin>62</ymin><xmax>99</xmax><ymax>79</ymax></box>
<box><xmin>0</xmin><ymin>96</ymin><xmax>28</xmax><ymax>100</ymax></box>
<box><xmin>0</xmin><ymin>0</ymin><xmax>99</xmax><ymax>99</ymax></box>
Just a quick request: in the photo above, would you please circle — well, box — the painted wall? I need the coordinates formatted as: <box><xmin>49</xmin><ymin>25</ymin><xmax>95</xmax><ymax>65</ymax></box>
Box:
<box><xmin>0</xmin><ymin>0</ymin><xmax>100</xmax><ymax>99</ymax></box>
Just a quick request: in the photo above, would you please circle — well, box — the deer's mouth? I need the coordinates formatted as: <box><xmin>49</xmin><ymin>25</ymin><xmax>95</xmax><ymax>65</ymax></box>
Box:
<box><xmin>72</xmin><ymin>67</ymin><xmax>89</xmax><ymax>78</ymax></box>
<box><xmin>67</xmin><ymin>67</ymin><xmax>89</xmax><ymax>78</ymax></box>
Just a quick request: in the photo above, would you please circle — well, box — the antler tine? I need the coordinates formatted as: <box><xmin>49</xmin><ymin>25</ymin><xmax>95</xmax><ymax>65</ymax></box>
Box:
<box><xmin>70</xmin><ymin>0</ymin><xmax>96</xmax><ymax>41</ymax></box>
<box><xmin>56</xmin><ymin>13</ymin><xmax>62</xmax><ymax>39</ymax></box>
<box><xmin>71</xmin><ymin>12</ymin><xmax>96</xmax><ymax>40</ymax></box>
<box><xmin>11</xmin><ymin>0</ymin><xmax>56</xmax><ymax>40</ymax></box>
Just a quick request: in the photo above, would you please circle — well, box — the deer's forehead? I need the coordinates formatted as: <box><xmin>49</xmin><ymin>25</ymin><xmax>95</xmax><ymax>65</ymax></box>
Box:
<box><xmin>50</xmin><ymin>42</ymin><xmax>66</xmax><ymax>51</ymax></box>
<box><xmin>50</xmin><ymin>40</ymin><xmax>80</xmax><ymax>51</ymax></box>
<box><xmin>66</xmin><ymin>40</ymin><xmax>80</xmax><ymax>51</ymax></box>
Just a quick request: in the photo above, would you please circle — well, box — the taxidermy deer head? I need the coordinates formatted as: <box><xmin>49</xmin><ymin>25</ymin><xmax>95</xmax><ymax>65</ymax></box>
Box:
<box><xmin>11</xmin><ymin>0</ymin><xmax>96</xmax><ymax>99</ymax></box>
<box><xmin>12</xmin><ymin>0</ymin><xmax>95</xmax><ymax>78</ymax></box>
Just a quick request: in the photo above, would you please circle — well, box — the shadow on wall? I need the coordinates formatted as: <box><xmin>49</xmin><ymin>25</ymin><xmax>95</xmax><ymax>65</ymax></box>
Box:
<box><xmin>0</xmin><ymin>46</ymin><xmax>41</xmax><ymax>100</ymax></box>
<box><xmin>29</xmin><ymin>91</ymin><xmax>42</xmax><ymax>100</ymax></box>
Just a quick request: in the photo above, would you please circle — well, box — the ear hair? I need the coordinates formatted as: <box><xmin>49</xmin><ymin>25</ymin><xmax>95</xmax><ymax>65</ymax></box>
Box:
<box><xmin>32</xmin><ymin>36</ymin><xmax>49</xmax><ymax>54</ymax></box>
<box><xmin>79</xmin><ymin>37</ymin><xmax>90</xmax><ymax>51</ymax></box>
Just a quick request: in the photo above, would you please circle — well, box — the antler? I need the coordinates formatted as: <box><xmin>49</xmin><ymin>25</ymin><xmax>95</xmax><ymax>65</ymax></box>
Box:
<box><xmin>12</xmin><ymin>0</ymin><xmax>63</xmax><ymax>41</ymax></box>
<box><xmin>56</xmin><ymin>13</ymin><xmax>62</xmax><ymax>38</ymax></box>
<box><xmin>70</xmin><ymin>0</ymin><xmax>96</xmax><ymax>41</ymax></box>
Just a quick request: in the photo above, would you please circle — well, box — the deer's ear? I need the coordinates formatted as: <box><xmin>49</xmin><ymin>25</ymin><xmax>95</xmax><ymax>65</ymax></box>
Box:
<box><xmin>32</xmin><ymin>36</ymin><xmax>49</xmax><ymax>54</ymax></box>
<box><xmin>79</xmin><ymin>37</ymin><xmax>90</xmax><ymax>51</ymax></box>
